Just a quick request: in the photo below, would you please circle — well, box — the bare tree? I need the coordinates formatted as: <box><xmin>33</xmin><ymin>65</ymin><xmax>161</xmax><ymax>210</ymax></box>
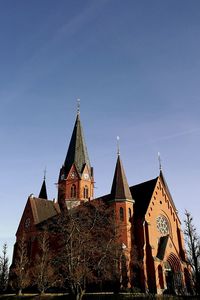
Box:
<box><xmin>0</xmin><ymin>243</ymin><xmax>9</xmax><ymax>293</ymax></box>
<box><xmin>51</xmin><ymin>200</ymin><xmax>121</xmax><ymax>300</ymax></box>
<box><xmin>10</xmin><ymin>236</ymin><xmax>30</xmax><ymax>295</ymax></box>
<box><xmin>184</xmin><ymin>210</ymin><xmax>200</xmax><ymax>294</ymax></box>
<box><xmin>32</xmin><ymin>231</ymin><xmax>55</xmax><ymax>294</ymax></box>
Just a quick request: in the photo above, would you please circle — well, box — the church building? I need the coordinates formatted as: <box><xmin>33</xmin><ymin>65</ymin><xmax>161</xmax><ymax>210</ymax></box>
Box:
<box><xmin>10</xmin><ymin>108</ymin><xmax>190</xmax><ymax>294</ymax></box>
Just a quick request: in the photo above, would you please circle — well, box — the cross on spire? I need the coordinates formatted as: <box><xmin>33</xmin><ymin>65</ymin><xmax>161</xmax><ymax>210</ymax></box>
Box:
<box><xmin>77</xmin><ymin>98</ymin><xmax>80</xmax><ymax>115</ymax></box>
<box><xmin>117</xmin><ymin>136</ymin><xmax>120</xmax><ymax>156</ymax></box>
<box><xmin>158</xmin><ymin>152</ymin><xmax>162</xmax><ymax>171</ymax></box>
<box><xmin>43</xmin><ymin>167</ymin><xmax>47</xmax><ymax>180</ymax></box>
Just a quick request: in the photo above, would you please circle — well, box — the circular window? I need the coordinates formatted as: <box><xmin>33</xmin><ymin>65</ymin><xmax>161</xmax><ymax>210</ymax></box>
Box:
<box><xmin>156</xmin><ymin>215</ymin><xmax>169</xmax><ymax>235</ymax></box>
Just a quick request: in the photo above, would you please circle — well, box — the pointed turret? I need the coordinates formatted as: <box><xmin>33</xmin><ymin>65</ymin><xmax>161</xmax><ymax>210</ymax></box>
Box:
<box><xmin>110</xmin><ymin>149</ymin><xmax>134</xmax><ymax>283</ymax></box>
<box><xmin>63</xmin><ymin>113</ymin><xmax>91</xmax><ymax>177</ymax></box>
<box><xmin>38</xmin><ymin>178</ymin><xmax>48</xmax><ymax>200</ymax></box>
<box><xmin>111</xmin><ymin>155</ymin><xmax>133</xmax><ymax>201</ymax></box>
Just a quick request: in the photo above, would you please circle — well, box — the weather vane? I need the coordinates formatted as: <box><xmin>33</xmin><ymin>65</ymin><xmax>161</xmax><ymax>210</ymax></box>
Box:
<box><xmin>44</xmin><ymin>167</ymin><xmax>47</xmax><ymax>180</ymax></box>
<box><xmin>117</xmin><ymin>136</ymin><xmax>120</xmax><ymax>156</ymax></box>
<box><xmin>158</xmin><ymin>152</ymin><xmax>162</xmax><ymax>171</ymax></box>
<box><xmin>77</xmin><ymin>98</ymin><xmax>80</xmax><ymax>115</ymax></box>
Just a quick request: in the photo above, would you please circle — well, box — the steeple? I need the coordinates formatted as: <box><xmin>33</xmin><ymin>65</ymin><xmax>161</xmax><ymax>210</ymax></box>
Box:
<box><xmin>58</xmin><ymin>106</ymin><xmax>94</xmax><ymax>208</ymax></box>
<box><xmin>38</xmin><ymin>178</ymin><xmax>48</xmax><ymax>200</ymax></box>
<box><xmin>111</xmin><ymin>155</ymin><xmax>133</xmax><ymax>201</ymax></box>
<box><xmin>63</xmin><ymin>113</ymin><xmax>91</xmax><ymax>177</ymax></box>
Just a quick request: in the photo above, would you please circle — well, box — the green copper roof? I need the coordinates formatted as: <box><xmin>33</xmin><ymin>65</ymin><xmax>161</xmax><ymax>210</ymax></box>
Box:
<box><xmin>64</xmin><ymin>114</ymin><xmax>91</xmax><ymax>175</ymax></box>
<box><xmin>111</xmin><ymin>155</ymin><xmax>133</xmax><ymax>201</ymax></box>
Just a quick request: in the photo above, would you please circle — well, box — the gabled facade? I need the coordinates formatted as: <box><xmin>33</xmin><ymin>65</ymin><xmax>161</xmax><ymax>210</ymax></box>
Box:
<box><xmin>130</xmin><ymin>173</ymin><xmax>188</xmax><ymax>294</ymax></box>
<box><xmin>11</xmin><ymin>191</ymin><xmax>60</xmax><ymax>282</ymax></box>
<box><xmin>10</xmin><ymin>110</ymin><xmax>190</xmax><ymax>294</ymax></box>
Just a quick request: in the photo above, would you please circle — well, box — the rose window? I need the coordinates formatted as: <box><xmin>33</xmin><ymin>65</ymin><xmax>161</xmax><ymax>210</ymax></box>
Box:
<box><xmin>156</xmin><ymin>215</ymin><xmax>169</xmax><ymax>235</ymax></box>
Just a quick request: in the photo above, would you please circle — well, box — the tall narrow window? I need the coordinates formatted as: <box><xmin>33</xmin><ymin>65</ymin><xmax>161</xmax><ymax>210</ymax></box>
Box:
<box><xmin>177</xmin><ymin>226</ymin><xmax>185</xmax><ymax>261</ymax></box>
<box><xmin>128</xmin><ymin>208</ymin><xmax>132</xmax><ymax>219</ymax></box>
<box><xmin>120</xmin><ymin>207</ymin><xmax>124</xmax><ymax>221</ymax></box>
<box><xmin>158</xmin><ymin>265</ymin><xmax>164</xmax><ymax>289</ymax></box>
<box><xmin>71</xmin><ymin>184</ymin><xmax>76</xmax><ymax>198</ymax></box>
<box><xmin>84</xmin><ymin>185</ymin><xmax>89</xmax><ymax>199</ymax></box>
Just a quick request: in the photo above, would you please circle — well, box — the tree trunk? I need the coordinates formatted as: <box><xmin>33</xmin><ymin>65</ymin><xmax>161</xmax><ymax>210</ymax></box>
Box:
<box><xmin>17</xmin><ymin>288</ymin><xmax>22</xmax><ymax>295</ymax></box>
<box><xmin>40</xmin><ymin>289</ymin><xmax>45</xmax><ymax>295</ymax></box>
<box><xmin>76</xmin><ymin>291</ymin><xmax>84</xmax><ymax>300</ymax></box>
<box><xmin>74</xmin><ymin>286</ymin><xmax>85</xmax><ymax>300</ymax></box>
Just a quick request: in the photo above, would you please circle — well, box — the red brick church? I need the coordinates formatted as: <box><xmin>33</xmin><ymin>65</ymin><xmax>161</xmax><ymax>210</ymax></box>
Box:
<box><xmin>10</xmin><ymin>108</ymin><xmax>190</xmax><ymax>294</ymax></box>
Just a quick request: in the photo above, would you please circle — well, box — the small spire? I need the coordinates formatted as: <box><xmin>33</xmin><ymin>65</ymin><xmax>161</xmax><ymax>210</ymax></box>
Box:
<box><xmin>111</xmin><ymin>155</ymin><xmax>133</xmax><ymax>201</ymax></box>
<box><xmin>77</xmin><ymin>98</ymin><xmax>80</xmax><ymax>115</ymax></box>
<box><xmin>117</xmin><ymin>136</ymin><xmax>120</xmax><ymax>156</ymax></box>
<box><xmin>158</xmin><ymin>152</ymin><xmax>162</xmax><ymax>171</ymax></box>
<box><xmin>39</xmin><ymin>178</ymin><xmax>48</xmax><ymax>200</ymax></box>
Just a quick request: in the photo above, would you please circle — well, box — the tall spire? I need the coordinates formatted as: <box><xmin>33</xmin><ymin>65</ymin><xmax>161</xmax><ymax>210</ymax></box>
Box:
<box><xmin>63</xmin><ymin>108</ymin><xmax>91</xmax><ymax>176</ymax></box>
<box><xmin>111</xmin><ymin>155</ymin><xmax>133</xmax><ymax>201</ymax></box>
<box><xmin>58</xmin><ymin>106</ymin><xmax>94</xmax><ymax>207</ymax></box>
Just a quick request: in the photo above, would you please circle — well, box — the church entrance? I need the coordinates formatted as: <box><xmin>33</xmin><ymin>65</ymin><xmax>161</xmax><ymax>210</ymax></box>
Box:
<box><xmin>165</xmin><ymin>269</ymin><xmax>174</xmax><ymax>293</ymax></box>
<box><xmin>164</xmin><ymin>262</ymin><xmax>174</xmax><ymax>294</ymax></box>
<box><xmin>164</xmin><ymin>253</ymin><xmax>183</xmax><ymax>294</ymax></box>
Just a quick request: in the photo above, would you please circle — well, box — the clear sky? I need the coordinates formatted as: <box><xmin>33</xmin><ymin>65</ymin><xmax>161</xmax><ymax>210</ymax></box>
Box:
<box><xmin>1</xmin><ymin>0</ymin><xmax>200</xmax><ymax>262</ymax></box>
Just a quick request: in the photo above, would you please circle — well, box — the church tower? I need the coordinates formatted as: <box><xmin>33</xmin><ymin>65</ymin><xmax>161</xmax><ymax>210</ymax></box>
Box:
<box><xmin>58</xmin><ymin>109</ymin><xmax>94</xmax><ymax>209</ymax></box>
<box><xmin>110</xmin><ymin>150</ymin><xmax>135</xmax><ymax>287</ymax></box>
<box><xmin>110</xmin><ymin>152</ymin><xmax>134</xmax><ymax>249</ymax></box>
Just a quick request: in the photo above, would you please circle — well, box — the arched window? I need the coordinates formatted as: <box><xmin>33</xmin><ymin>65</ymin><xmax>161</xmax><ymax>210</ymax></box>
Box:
<box><xmin>84</xmin><ymin>185</ymin><xmax>89</xmax><ymax>199</ymax></box>
<box><xmin>120</xmin><ymin>207</ymin><xmax>124</xmax><ymax>221</ymax></box>
<box><xmin>71</xmin><ymin>184</ymin><xmax>76</xmax><ymax>198</ymax></box>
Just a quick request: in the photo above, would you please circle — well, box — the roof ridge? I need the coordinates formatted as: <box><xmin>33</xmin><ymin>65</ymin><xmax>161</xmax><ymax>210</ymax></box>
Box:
<box><xmin>130</xmin><ymin>176</ymin><xmax>158</xmax><ymax>189</ymax></box>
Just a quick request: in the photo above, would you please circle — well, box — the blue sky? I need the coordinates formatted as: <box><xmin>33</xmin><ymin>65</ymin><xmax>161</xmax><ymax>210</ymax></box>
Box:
<box><xmin>1</xmin><ymin>0</ymin><xmax>200</xmax><ymax>262</ymax></box>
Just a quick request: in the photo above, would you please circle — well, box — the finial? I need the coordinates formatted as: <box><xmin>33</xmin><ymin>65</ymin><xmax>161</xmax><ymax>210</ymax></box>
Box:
<box><xmin>77</xmin><ymin>98</ymin><xmax>80</xmax><ymax>115</ymax></box>
<box><xmin>158</xmin><ymin>152</ymin><xmax>162</xmax><ymax>171</ymax></box>
<box><xmin>43</xmin><ymin>167</ymin><xmax>47</xmax><ymax>180</ymax></box>
<box><xmin>117</xmin><ymin>136</ymin><xmax>120</xmax><ymax>156</ymax></box>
